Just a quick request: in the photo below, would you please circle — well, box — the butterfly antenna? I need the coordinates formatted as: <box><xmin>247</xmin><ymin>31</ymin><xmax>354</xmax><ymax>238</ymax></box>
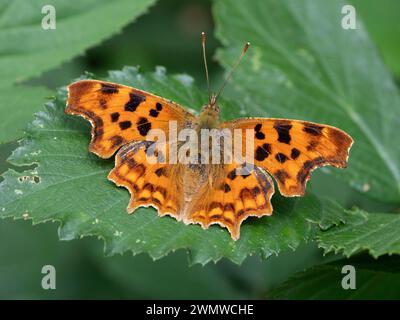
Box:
<box><xmin>201</xmin><ymin>32</ymin><xmax>211</xmax><ymax>103</ymax></box>
<box><xmin>216</xmin><ymin>42</ymin><xmax>250</xmax><ymax>101</ymax></box>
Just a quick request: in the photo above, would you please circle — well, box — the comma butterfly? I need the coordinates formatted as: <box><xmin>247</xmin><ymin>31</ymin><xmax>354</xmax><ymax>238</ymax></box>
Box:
<box><xmin>65</xmin><ymin>33</ymin><xmax>353</xmax><ymax>240</ymax></box>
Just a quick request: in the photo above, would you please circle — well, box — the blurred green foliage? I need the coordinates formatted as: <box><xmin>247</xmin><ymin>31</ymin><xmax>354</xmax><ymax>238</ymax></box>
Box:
<box><xmin>270</xmin><ymin>255</ymin><xmax>400</xmax><ymax>299</ymax></box>
<box><xmin>0</xmin><ymin>0</ymin><xmax>399</xmax><ymax>299</ymax></box>
<box><xmin>0</xmin><ymin>0</ymin><xmax>156</xmax><ymax>142</ymax></box>
<box><xmin>351</xmin><ymin>0</ymin><xmax>400</xmax><ymax>79</ymax></box>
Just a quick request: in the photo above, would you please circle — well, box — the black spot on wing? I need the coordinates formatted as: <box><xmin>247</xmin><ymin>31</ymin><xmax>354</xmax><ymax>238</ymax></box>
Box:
<box><xmin>275</xmin><ymin>153</ymin><xmax>289</xmax><ymax>163</ymax></box>
<box><xmin>255</xmin><ymin>131</ymin><xmax>265</xmax><ymax>140</ymax></box>
<box><xmin>156</xmin><ymin>102</ymin><xmax>163</xmax><ymax>111</ymax></box>
<box><xmin>274</xmin><ymin>123</ymin><xmax>292</xmax><ymax>144</ymax></box>
<box><xmin>227</xmin><ymin>169</ymin><xmax>237</xmax><ymax>180</ymax></box>
<box><xmin>291</xmin><ymin>148</ymin><xmax>300</xmax><ymax>159</ymax></box>
<box><xmin>224</xmin><ymin>183</ymin><xmax>231</xmax><ymax>193</ymax></box>
<box><xmin>303</xmin><ymin>124</ymin><xmax>323</xmax><ymax>136</ymax></box>
<box><xmin>125</xmin><ymin>92</ymin><xmax>145</xmax><ymax>112</ymax></box>
<box><xmin>255</xmin><ymin>143</ymin><xmax>271</xmax><ymax>161</ymax></box>
<box><xmin>119</xmin><ymin>121</ymin><xmax>132</xmax><ymax>130</ymax></box>
<box><xmin>136</xmin><ymin>117</ymin><xmax>152</xmax><ymax>136</ymax></box>
<box><xmin>101</xmin><ymin>83</ymin><xmax>119</xmax><ymax>94</ymax></box>
<box><xmin>111</xmin><ymin>112</ymin><xmax>120</xmax><ymax>122</ymax></box>
<box><xmin>149</xmin><ymin>109</ymin><xmax>159</xmax><ymax>117</ymax></box>
<box><xmin>155</xmin><ymin>167</ymin><xmax>166</xmax><ymax>177</ymax></box>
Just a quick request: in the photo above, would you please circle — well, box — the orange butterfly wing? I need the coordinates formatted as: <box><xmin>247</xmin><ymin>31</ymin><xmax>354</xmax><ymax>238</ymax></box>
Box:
<box><xmin>187</xmin><ymin>163</ymin><xmax>275</xmax><ymax>240</ymax></box>
<box><xmin>66</xmin><ymin>79</ymin><xmax>196</xmax><ymax>225</ymax></box>
<box><xmin>66</xmin><ymin>80</ymin><xmax>195</xmax><ymax>158</ymax></box>
<box><xmin>222</xmin><ymin>118</ymin><xmax>353</xmax><ymax>197</ymax></box>
<box><xmin>107</xmin><ymin>140</ymin><xmax>184</xmax><ymax>219</ymax></box>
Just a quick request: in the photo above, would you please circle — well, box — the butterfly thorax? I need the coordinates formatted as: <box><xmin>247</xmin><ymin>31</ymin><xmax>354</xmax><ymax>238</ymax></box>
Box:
<box><xmin>198</xmin><ymin>102</ymin><xmax>220</xmax><ymax>130</ymax></box>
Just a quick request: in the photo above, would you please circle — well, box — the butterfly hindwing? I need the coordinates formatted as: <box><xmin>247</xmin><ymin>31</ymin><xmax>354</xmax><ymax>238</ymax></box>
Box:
<box><xmin>222</xmin><ymin>118</ymin><xmax>353</xmax><ymax>197</ymax></box>
<box><xmin>66</xmin><ymin>80</ymin><xmax>195</xmax><ymax>158</ymax></box>
<box><xmin>186</xmin><ymin>163</ymin><xmax>274</xmax><ymax>240</ymax></box>
<box><xmin>108</xmin><ymin>140</ymin><xmax>184</xmax><ymax>218</ymax></box>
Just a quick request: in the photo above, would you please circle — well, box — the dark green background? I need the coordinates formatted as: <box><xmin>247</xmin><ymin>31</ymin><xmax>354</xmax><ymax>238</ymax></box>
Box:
<box><xmin>0</xmin><ymin>0</ymin><xmax>399</xmax><ymax>299</ymax></box>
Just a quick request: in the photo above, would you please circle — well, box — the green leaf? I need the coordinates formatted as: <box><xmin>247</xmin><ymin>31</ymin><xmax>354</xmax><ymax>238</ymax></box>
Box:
<box><xmin>0</xmin><ymin>0</ymin><xmax>156</xmax><ymax>143</ymax></box>
<box><xmin>93</xmin><ymin>251</ymin><xmax>243</xmax><ymax>299</ymax></box>
<box><xmin>269</xmin><ymin>255</ymin><xmax>400</xmax><ymax>299</ymax></box>
<box><xmin>0</xmin><ymin>85</ymin><xmax>52</xmax><ymax>143</ymax></box>
<box><xmin>0</xmin><ymin>217</ymin><xmax>242</xmax><ymax>298</ymax></box>
<box><xmin>351</xmin><ymin>0</ymin><xmax>400</xmax><ymax>77</ymax></box>
<box><xmin>0</xmin><ymin>0</ymin><xmax>156</xmax><ymax>86</ymax></box>
<box><xmin>214</xmin><ymin>0</ymin><xmax>400</xmax><ymax>202</ymax></box>
<box><xmin>318</xmin><ymin>209</ymin><xmax>400</xmax><ymax>258</ymax></box>
<box><xmin>0</xmin><ymin>218</ymin><xmax>120</xmax><ymax>299</ymax></box>
<box><xmin>0</xmin><ymin>67</ymin><xmax>346</xmax><ymax>265</ymax></box>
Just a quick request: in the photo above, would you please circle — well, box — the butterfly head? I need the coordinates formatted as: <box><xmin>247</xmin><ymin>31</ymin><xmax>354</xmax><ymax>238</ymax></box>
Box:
<box><xmin>203</xmin><ymin>93</ymin><xmax>220</xmax><ymax>112</ymax></box>
<box><xmin>199</xmin><ymin>93</ymin><xmax>220</xmax><ymax>128</ymax></box>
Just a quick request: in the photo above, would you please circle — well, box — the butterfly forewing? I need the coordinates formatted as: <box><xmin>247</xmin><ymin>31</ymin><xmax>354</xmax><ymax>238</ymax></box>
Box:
<box><xmin>222</xmin><ymin>118</ymin><xmax>353</xmax><ymax>197</ymax></box>
<box><xmin>66</xmin><ymin>80</ymin><xmax>195</xmax><ymax>158</ymax></box>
